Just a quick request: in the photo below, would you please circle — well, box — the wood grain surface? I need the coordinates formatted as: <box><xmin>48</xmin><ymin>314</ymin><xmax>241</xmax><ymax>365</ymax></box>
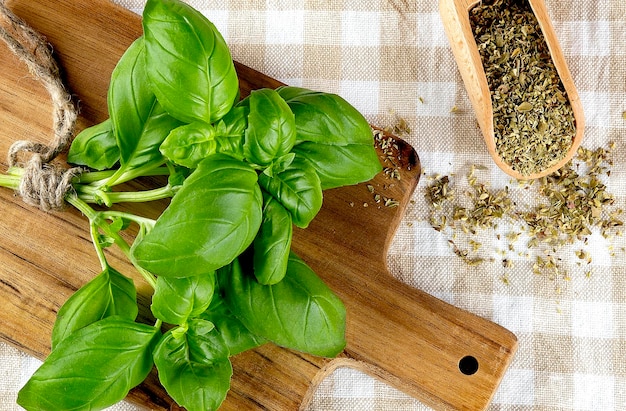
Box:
<box><xmin>0</xmin><ymin>1</ymin><xmax>517</xmax><ymax>410</ymax></box>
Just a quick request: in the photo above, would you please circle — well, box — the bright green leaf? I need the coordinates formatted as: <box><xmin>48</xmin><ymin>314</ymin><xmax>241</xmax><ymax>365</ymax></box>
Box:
<box><xmin>258</xmin><ymin>155</ymin><xmax>322</xmax><ymax>228</ymax></box>
<box><xmin>243</xmin><ymin>88</ymin><xmax>296</xmax><ymax>166</ymax></box>
<box><xmin>143</xmin><ymin>0</ymin><xmax>238</xmax><ymax>124</ymax></box>
<box><xmin>253</xmin><ymin>193</ymin><xmax>292</xmax><ymax>285</ymax></box>
<box><xmin>223</xmin><ymin>254</ymin><xmax>346</xmax><ymax>357</ymax></box>
<box><xmin>18</xmin><ymin>317</ymin><xmax>160</xmax><ymax>411</ymax></box>
<box><xmin>67</xmin><ymin>119</ymin><xmax>119</xmax><ymax>170</ymax></box>
<box><xmin>199</xmin><ymin>289</ymin><xmax>266</xmax><ymax>356</ymax></box>
<box><xmin>151</xmin><ymin>272</ymin><xmax>216</xmax><ymax>325</ymax></box>
<box><xmin>153</xmin><ymin>319</ymin><xmax>232</xmax><ymax>411</ymax></box>
<box><xmin>132</xmin><ymin>153</ymin><xmax>263</xmax><ymax>277</ymax></box>
<box><xmin>51</xmin><ymin>267</ymin><xmax>137</xmax><ymax>349</ymax></box>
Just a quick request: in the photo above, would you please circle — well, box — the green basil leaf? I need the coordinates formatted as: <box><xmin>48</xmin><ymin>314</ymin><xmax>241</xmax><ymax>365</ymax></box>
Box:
<box><xmin>18</xmin><ymin>317</ymin><xmax>160</xmax><ymax>411</ymax></box>
<box><xmin>293</xmin><ymin>142</ymin><xmax>381</xmax><ymax>189</ymax></box>
<box><xmin>167</xmin><ymin>163</ymin><xmax>193</xmax><ymax>188</ymax></box>
<box><xmin>51</xmin><ymin>267</ymin><xmax>137</xmax><ymax>350</ymax></box>
<box><xmin>215</xmin><ymin>106</ymin><xmax>247</xmax><ymax>140</ymax></box>
<box><xmin>212</xmin><ymin>105</ymin><xmax>248</xmax><ymax>161</ymax></box>
<box><xmin>223</xmin><ymin>254</ymin><xmax>346</xmax><ymax>357</ymax></box>
<box><xmin>253</xmin><ymin>193</ymin><xmax>292</xmax><ymax>285</ymax></box>
<box><xmin>243</xmin><ymin>88</ymin><xmax>296</xmax><ymax>166</ymax></box>
<box><xmin>151</xmin><ymin>272</ymin><xmax>216</xmax><ymax>325</ymax></box>
<box><xmin>107</xmin><ymin>36</ymin><xmax>182</xmax><ymax>184</ymax></box>
<box><xmin>109</xmin><ymin>216</ymin><xmax>132</xmax><ymax>233</ymax></box>
<box><xmin>262</xmin><ymin>153</ymin><xmax>296</xmax><ymax>178</ymax></box>
<box><xmin>154</xmin><ymin>319</ymin><xmax>232</xmax><ymax>411</ymax></box>
<box><xmin>276</xmin><ymin>86</ymin><xmax>373</xmax><ymax>146</ymax></box>
<box><xmin>132</xmin><ymin>153</ymin><xmax>263</xmax><ymax>277</ymax></box>
<box><xmin>258</xmin><ymin>155</ymin><xmax>322</xmax><ymax>228</ymax></box>
<box><xmin>199</xmin><ymin>289</ymin><xmax>266</xmax><ymax>356</ymax></box>
<box><xmin>160</xmin><ymin>114</ymin><xmax>248</xmax><ymax>168</ymax></box>
<box><xmin>160</xmin><ymin>122</ymin><xmax>218</xmax><ymax>168</ymax></box>
<box><xmin>143</xmin><ymin>0</ymin><xmax>238</xmax><ymax>124</ymax></box>
<box><xmin>67</xmin><ymin>119</ymin><xmax>119</xmax><ymax>170</ymax></box>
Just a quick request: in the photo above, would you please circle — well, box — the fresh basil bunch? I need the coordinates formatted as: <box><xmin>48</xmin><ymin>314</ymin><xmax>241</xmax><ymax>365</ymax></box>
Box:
<box><xmin>16</xmin><ymin>0</ymin><xmax>381</xmax><ymax>410</ymax></box>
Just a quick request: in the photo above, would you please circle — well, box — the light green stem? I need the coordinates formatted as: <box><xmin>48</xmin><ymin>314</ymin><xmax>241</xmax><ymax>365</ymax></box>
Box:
<box><xmin>67</xmin><ymin>195</ymin><xmax>157</xmax><ymax>289</ymax></box>
<box><xmin>76</xmin><ymin>184</ymin><xmax>177</xmax><ymax>205</ymax></box>
<box><xmin>102</xmin><ymin>160</ymin><xmax>168</xmax><ymax>189</ymax></box>
<box><xmin>74</xmin><ymin>165</ymin><xmax>171</xmax><ymax>185</ymax></box>
<box><xmin>0</xmin><ymin>173</ymin><xmax>21</xmax><ymax>190</ymax></box>
<box><xmin>89</xmin><ymin>223</ymin><xmax>109</xmax><ymax>271</ymax></box>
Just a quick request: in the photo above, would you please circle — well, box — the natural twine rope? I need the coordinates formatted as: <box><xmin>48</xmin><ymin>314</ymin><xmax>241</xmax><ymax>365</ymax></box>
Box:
<box><xmin>0</xmin><ymin>0</ymin><xmax>80</xmax><ymax>211</ymax></box>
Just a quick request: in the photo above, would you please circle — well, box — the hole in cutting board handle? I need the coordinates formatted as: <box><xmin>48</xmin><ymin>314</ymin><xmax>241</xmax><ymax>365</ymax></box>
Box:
<box><xmin>459</xmin><ymin>355</ymin><xmax>479</xmax><ymax>375</ymax></box>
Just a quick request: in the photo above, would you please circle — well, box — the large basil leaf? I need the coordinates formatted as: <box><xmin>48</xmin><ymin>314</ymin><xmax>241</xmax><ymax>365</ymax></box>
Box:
<box><xmin>293</xmin><ymin>142</ymin><xmax>381</xmax><ymax>189</ymax></box>
<box><xmin>243</xmin><ymin>88</ymin><xmax>296</xmax><ymax>166</ymax></box>
<box><xmin>132</xmin><ymin>153</ymin><xmax>263</xmax><ymax>277</ymax></box>
<box><xmin>154</xmin><ymin>319</ymin><xmax>232</xmax><ymax>411</ymax></box>
<box><xmin>143</xmin><ymin>0</ymin><xmax>238</xmax><ymax>124</ymax></box>
<box><xmin>51</xmin><ymin>266</ymin><xmax>137</xmax><ymax>350</ymax></box>
<box><xmin>151</xmin><ymin>272</ymin><xmax>216</xmax><ymax>325</ymax></box>
<box><xmin>199</xmin><ymin>289</ymin><xmax>266</xmax><ymax>356</ymax></box>
<box><xmin>67</xmin><ymin>119</ymin><xmax>120</xmax><ymax>170</ymax></box>
<box><xmin>107</xmin><ymin>36</ymin><xmax>182</xmax><ymax>185</ymax></box>
<box><xmin>223</xmin><ymin>254</ymin><xmax>346</xmax><ymax>357</ymax></box>
<box><xmin>276</xmin><ymin>86</ymin><xmax>373</xmax><ymax>146</ymax></box>
<box><xmin>258</xmin><ymin>155</ymin><xmax>322</xmax><ymax>228</ymax></box>
<box><xmin>18</xmin><ymin>317</ymin><xmax>160</xmax><ymax>411</ymax></box>
<box><xmin>253</xmin><ymin>193</ymin><xmax>292</xmax><ymax>285</ymax></box>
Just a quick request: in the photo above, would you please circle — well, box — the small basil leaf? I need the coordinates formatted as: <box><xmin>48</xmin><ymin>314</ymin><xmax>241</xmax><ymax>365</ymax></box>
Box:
<box><xmin>151</xmin><ymin>272</ymin><xmax>216</xmax><ymax>325</ymax></box>
<box><xmin>293</xmin><ymin>142</ymin><xmax>381</xmax><ymax>189</ymax></box>
<box><xmin>160</xmin><ymin>122</ymin><xmax>218</xmax><ymax>168</ymax></box>
<box><xmin>258</xmin><ymin>155</ymin><xmax>322</xmax><ymax>228</ymax></box>
<box><xmin>243</xmin><ymin>88</ymin><xmax>296</xmax><ymax>166</ymax></box>
<box><xmin>18</xmin><ymin>317</ymin><xmax>160</xmax><ymax>411</ymax></box>
<box><xmin>154</xmin><ymin>319</ymin><xmax>232</xmax><ymax>411</ymax></box>
<box><xmin>199</xmin><ymin>288</ymin><xmax>266</xmax><ymax>356</ymax></box>
<box><xmin>276</xmin><ymin>86</ymin><xmax>373</xmax><ymax>146</ymax></box>
<box><xmin>253</xmin><ymin>193</ymin><xmax>292</xmax><ymax>285</ymax></box>
<box><xmin>223</xmin><ymin>254</ymin><xmax>346</xmax><ymax>357</ymax></box>
<box><xmin>262</xmin><ymin>153</ymin><xmax>296</xmax><ymax>178</ymax></box>
<box><xmin>215</xmin><ymin>105</ymin><xmax>248</xmax><ymax>139</ymax></box>
<box><xmin>109</xmin><ymin>216</ymin><xmax>132</xmax><ymax>233</ymax></box>
<box><xmin>213</xmin><ymin>105</ymin><xmax>248</xmax><ymax>161</ymax></box>
<box><xmin>143</xmin><ymin>0</ymin><xmax>238</xmax><ymax>124</ymax></box>
<box><xmin>51</xmin><ymin>267</ymin><xmax>137</xmax><ymax>349</ymax></box>
<box><xmin>67</xmin><ymin>119</ymin><xmax>119</xmax><ymax>170</ymax></box>
<box><xmin>167</xmin><ymin>163</ymin><xmax>193</xmax><ymax>188</ymax></box>
<box><xmin>132</xmin><ymin>153</ymin><xmax>263</xmax><ymax>277</ymax></box>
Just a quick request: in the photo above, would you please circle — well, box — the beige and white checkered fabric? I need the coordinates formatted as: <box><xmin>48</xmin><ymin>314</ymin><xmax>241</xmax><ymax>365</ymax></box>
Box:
<box><xmin>2</xmin><ymin>0</ymin><xmax>626</xmax><ymax>410</ymax></box>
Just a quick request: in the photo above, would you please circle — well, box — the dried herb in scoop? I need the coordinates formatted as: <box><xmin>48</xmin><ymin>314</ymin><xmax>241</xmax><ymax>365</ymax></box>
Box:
<box><xmin>469</xmin><ymin>0</ymin><xmax>576</xmax><ymax>176</ymax></box>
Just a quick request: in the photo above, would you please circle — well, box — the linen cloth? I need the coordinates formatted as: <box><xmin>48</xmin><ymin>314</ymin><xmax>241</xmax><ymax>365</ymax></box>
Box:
<box><xmin>1</xmin><ymin>0</ymin><xmax>625</xmax><ymax>410</ymax></box>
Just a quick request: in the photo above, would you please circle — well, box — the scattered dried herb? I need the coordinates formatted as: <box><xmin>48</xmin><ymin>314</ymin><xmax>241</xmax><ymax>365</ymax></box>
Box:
<box><xmin>367</xmin><ymin>127</ymin><xmax>405</xmax><ymax>209</ymax></box>
<box><xmin>469</xmin><ymin>0</ymin><xmax>576</xmax><ymax>176</ymax></box>
<box><xmin>424</xmin><ymin>142</ymin><xmax>624</xmax><ymax>283</ymax></box>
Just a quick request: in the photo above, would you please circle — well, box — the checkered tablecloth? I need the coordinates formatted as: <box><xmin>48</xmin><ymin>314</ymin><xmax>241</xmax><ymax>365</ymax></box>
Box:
<box><xmin>2</xmin><ymin>0</ymin><xmax>626</xmax><ymax>410</ymax></box>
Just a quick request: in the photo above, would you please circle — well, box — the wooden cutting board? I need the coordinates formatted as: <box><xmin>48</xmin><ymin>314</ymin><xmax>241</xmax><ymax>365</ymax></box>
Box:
<box><xmin>0</xmin><ymin>1</ymin><xmax>518</xmax><ymax>410</ymax></box>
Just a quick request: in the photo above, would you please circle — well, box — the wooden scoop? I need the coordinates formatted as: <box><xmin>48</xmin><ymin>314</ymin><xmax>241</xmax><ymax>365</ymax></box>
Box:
<box><xmin>439</xmin><ymin>0</ymin><xmax>585</xmax><ymax>180</ymax></box>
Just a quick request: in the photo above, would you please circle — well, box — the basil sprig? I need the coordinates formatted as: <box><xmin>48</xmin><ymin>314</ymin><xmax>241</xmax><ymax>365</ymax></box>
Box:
<box><xmin>15</xmin><ymin>0</ymin><xmax>382</xmax><ymax>410</ymax></box>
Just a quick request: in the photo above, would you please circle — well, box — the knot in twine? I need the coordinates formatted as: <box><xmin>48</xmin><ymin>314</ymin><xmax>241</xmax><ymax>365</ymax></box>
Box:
<box><xmin>0</xmin><ymin>0</ymin><xmax>81</xmax><ymax>212</ymax></box>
